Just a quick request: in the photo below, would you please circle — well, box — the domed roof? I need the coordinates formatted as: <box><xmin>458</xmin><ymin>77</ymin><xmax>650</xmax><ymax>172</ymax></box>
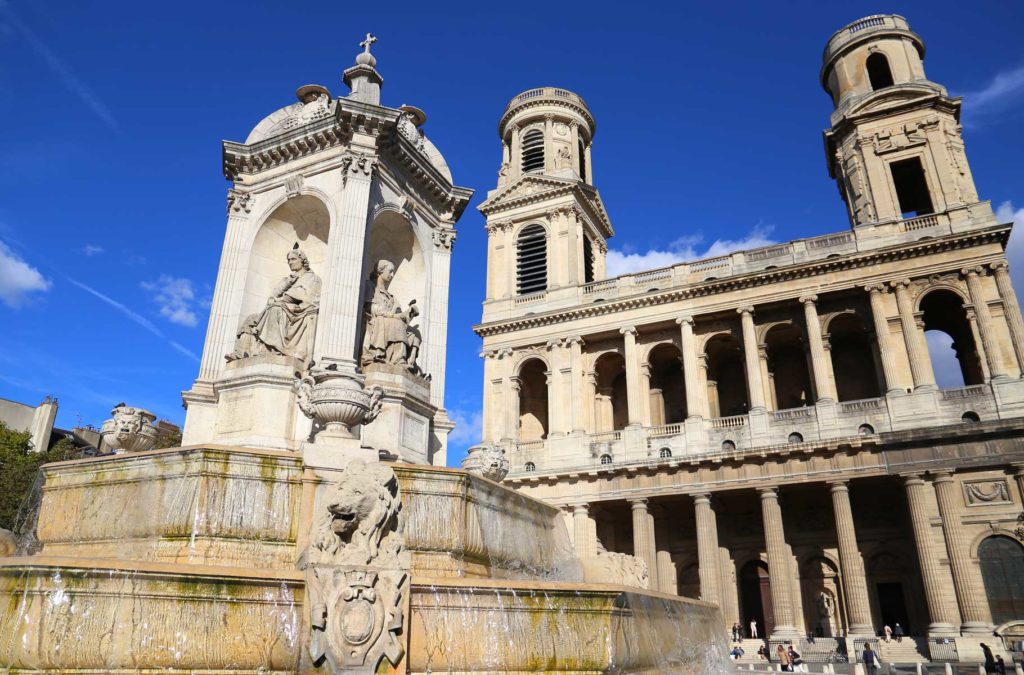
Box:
<box><xmin>245</xmin><ymin>86</ymin><xmax>334</xmax><ymax>145</ymax></box>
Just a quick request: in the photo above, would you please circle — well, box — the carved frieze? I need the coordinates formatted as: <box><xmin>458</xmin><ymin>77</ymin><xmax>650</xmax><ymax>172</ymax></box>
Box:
<box><xmin>963</xmin><ymin>479</ymin><xmax>1011</xmax><ymax>506</ymax></box>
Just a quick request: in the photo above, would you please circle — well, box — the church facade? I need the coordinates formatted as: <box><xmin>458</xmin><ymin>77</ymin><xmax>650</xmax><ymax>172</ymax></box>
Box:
<box><xmin>474</xmin><ymin>15</ymin><xmax>1024</xmax><ymax>658</ymax></box>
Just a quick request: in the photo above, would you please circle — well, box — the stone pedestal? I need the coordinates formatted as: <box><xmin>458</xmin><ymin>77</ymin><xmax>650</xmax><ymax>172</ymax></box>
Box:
<box><xmin>361</xmin><ymin>364</ymin><xmax>436</xmax><ymax>465</ymax></box>
<box><xmin>183</xmin><ymin>354</ymin><xmax>308</xmax><ymax>451</ymax></box>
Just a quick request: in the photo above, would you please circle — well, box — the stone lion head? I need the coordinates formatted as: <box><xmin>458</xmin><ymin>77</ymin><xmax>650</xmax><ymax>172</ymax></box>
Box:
<box><xmin>311</xmin><ymin>460</ymin><xmax>402</xmax><ymax>566</ymax></box>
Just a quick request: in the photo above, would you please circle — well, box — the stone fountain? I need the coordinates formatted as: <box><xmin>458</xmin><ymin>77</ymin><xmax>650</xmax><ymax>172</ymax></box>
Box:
<box><xmin>0</xmin><ymin>36</ymin><xmax>725</xmax><ymax>674</ymax></box>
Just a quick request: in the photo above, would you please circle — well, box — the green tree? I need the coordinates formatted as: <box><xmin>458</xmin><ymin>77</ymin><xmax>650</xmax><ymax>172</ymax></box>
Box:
<box><xmin>0</xmin><ymin>422</ymin><xmax>81</xmax><ymax>532</ymax></box>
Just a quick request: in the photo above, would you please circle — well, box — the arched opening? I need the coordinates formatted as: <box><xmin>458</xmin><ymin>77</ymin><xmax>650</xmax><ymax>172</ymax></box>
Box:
<box><xmin>659</xmin><ymin>447</ymin><xmax>672</xmax><ymax>458</ymax></box>
<box><xmin>802</xmin><ymin>557</ymin><xmax>843</xmax><ymax>638</ymax></box>
<box><xmin>583</xmin><ymin>235</ymin><xmax>595</xmax><ymax>284</ymax></box>
<box><xmin>578</xmin><ymin>138</ymin><xmax>587</xmax><ymax>179</ymax></box>
<box><xmin>829</xmin><ymin>313</ymin><xmax>883</xmax><ymax>401</ymax></box>
<box><xmin>978</xmin><ymin>536</ymin><xmax>1024</xmax><ymax>624</ymax></box>
<box><xmin>739</xmin><ymin>560</ymin><xmax>774</xmax><ymax>637</ymax></box>
<box><xmin>858</xmin><ymin>423</ymin><xmax>875</xmax><ymax>436</ymax></box>
<box><xmin>962</xmin><ymin>411</ymin><xmax>980</xmax><ymax>424</ymax></box>
<box><xmin>867</xmin><ymin>551</ymin><xmax>913</xmax><ymax>634</ymax></box>
<box><xmin>599</xmin><ymin>453</ymin><xmax>612</xmax><ymax>465</ymax></box>
<box><xmin>705</xmin><ymin>334</ymin><xmax>749</xmax><ymax>417</ymax></box>
<box><xmin>920</xmin><ymin>289</ymin><xmax>984</xmax><ymax>388</ymax></box>
<box><xmin>788</xmin><ymin>432</ymin><xmax>803</xmax><ymax>444</ymax></box>
<box><xmin>722</xmin><ymin>440</ymin><xmax>736</xmax><ymax>451</ymax></box>
<box><xmin>521</xmin><ymin>128</ymin><xmax>544</xmax><ymax>173</ymax></box>
<box><xmin>594</xmin><ymin>352</ymin><xmax>629</xmax><ymax>431</ymax></box>
<box><xmin>242</xmin><ymin>195</ymin><xmax>330</xmax><ymax>322</ymax></box>
<box><xmin>648</xmin><ymin>343</ymin><xmax>687</xmax><ymax>425</ymax></box>
<box><xmin>866</xmin><ymin>52</ymin><xmax>894</xmax><ymax>90</ymax></box>
<box><xmin>516</xmin><ymin>224</ymin><xmax>548</xmax><ymax>295</ymax></box>
<box><xmin>517</xmin><ymin>358</ymin><xmax>549</xmax><ymax>441</ymax></box>
<box><xmin>765</xmin><ymin>324</ymin><xmax>812</xmax><ymax>409</ymax></box>
<box><xmin>524</xmin><ymin>461</ymin><xmax>536</xmax><ymax>472</ymax></box>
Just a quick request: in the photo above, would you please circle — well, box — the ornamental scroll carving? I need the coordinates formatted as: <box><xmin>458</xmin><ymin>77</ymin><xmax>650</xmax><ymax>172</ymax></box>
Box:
<box><xmin>964</xmin><ymin>479</ymin><xmax>1011</xmax><ymax>506</ymax></box>
<box><xmin>304</xmin><ymin>460</ymin><xmax>410</xmax><ymax>674</ymax></box>
<box><xmin>227</xmin><ymin>188</ymin><xmax>253</xmax><ymax>214</ymax></box>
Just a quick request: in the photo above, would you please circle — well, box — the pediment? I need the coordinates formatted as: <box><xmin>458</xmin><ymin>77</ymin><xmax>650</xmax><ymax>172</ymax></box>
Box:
<box><xmin>479</xmin><ymin>175</ymin><xmax>576</xmax><ymax>211</ymax></box>
<box><xmin>847</xmin><ymin>84</ymin><xmax>943</xmax><ymax>118</ymax></box>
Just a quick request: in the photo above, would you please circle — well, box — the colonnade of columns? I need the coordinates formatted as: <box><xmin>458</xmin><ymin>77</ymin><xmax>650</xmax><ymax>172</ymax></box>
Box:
<box><xmin>567</xmin><ymin>468</ymin><xmax>1024</xmax><ymax>638</ymax></box>
<box><xmin>485</xmin><ymin>264</ymin><xmax>1024</xmax><ymax>443</ymax></box>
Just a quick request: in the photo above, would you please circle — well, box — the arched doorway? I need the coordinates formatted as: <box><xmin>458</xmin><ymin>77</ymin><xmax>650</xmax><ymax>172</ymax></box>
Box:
<box><xmin>829</xmin><ymin>313</ymin><xmax>883</xmax><ymax>401</ymax></box>
<box><xmin>920</xmin><ymin>289</ymin><xmax>984</xmax><ymax>388</ymax></box>
<box><xmin>867</xmin><ymin>551</ymin><xmax>913</xmax><ymax>634</ymax></box>
<box><xmin>764</xmin><ymin>324</ymin><xmax>812</xmax><ymax>409</ymax></box>
<box><xmin>979</xmin><ymin>536</ymin><xmax>1024</xmax><ymax>624</ymax></box>
<box><xmin>802</xmin><ymin>556</ymin><xmax>844</xmax><ymax>637</ymax></box>
<box><xmin>739</xmin><ymin>559</ymin><xmax>774</xmax><ymax>637</ymax></box>
<box><xmin>594</xmin><ymin>352</ymin><xmax>628</xmax><ymax>431</ymax></box>
<box><xmin>705</xmin><ymin>334</ymin><xmax>749</xmax><ymax>417</ymax></box>
<box><xmin>648</xmin><ymin>343</ymin><xmax>686</xmax><ymax>425</ymax></box>
<box><xmin>517</xmin><ymin>358</ymin><xmax>548</xmax><ymax>441</ymax></box>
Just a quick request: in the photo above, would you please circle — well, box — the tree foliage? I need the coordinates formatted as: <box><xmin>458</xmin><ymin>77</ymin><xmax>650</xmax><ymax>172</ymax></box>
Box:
<box><xmin>0</xmin><ymin>422</ymin><xmax>81</xmax><ymax>532</ymax></box>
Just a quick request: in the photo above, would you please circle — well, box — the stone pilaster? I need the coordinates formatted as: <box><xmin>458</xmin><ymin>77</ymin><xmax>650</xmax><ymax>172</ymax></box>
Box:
<box><xmin>583</xmin><ymin>370</ymin><xmax>597</xmax><ymax>432</ymax></box>
<box><xmin>630</xmin><ymin>498</ymin><xmax>659</xmax><ymax>591</ymax></box>
<box><xmin>902</xmin><ymin>474</ymin><xmax>958</xmax><ymax>636</ymax></box>
<box><xmin>572</xmin><ymin>503</ymin><xmax>596</xmax><ymax>559</ymax></box>
<box><xmin>509</xmin><ymin>124</ymin><xmax>521</xmax><ymax>181</ymax></box>
<box><xmin>677</xmin><ymin>316</ymin><xmax>706</xmax><ymax>419</ymax></box>
<box><xmin>932</xmin><ymin>471</ymin><xmax>993</xmax><ymax>634</ymax></box>
<box><xmin>828</xmin><ymin>481</ymin><xmax>873</xmax><ymax>635</ymax></box>
<box><xmin>693</xmin><ymin>493</ymin><xmax>722</xmax><ymax>606</ymax></box>
<box><xmin>801</xmin><ymin>295</ymin><xmax>837</xmax><ymax>402</ymax></box>
<box><xmin>738</xmin><ymin>307</ymin><xmax>767</xmax><ymax>411</ymax></box>
<box><xmin>865</xmin><ymin>284</ymin><xmax>904</xmax><ymax>394</ymax></box>
<box><xmin>990</xmin><ymin>261</ymin><xmax>1024</xmax><ymax>374</ymax></box>
<box><xmin>621</xmin><ymin>327</ymin><xmax>644</xmax><ymax>427</ymax></box>
<box><xmin>545</xmin><ymin>339</ymin><xmax>567</xmax><ymax>435</ymax></box>
<box><xmin>963</xmin><ymin>267</ymin><xmax>1008</xmax><ymax>380</ymax></box>
<box><xmin>639</xmin><ymin>362</ymin><xmax>653</xmax><ymax>427</ymax></box>
<box><xmin>567</xmin><ymin>336</ymin><xmax>586</xmax><ymax>433</ymax></box>
<box><xmin>506</xmin><ymin>375</ymin><xmax>521</xmax><ymax>442</ymax></box>
<box><xmin>759</xmin><ymin>487</ymin><xmax>799</xmax><ymax>638</ymax></box>
<box><xmin>892</xmin><ymin>279</ymin><xmax>936</xmax><ymax>391</ymax></box>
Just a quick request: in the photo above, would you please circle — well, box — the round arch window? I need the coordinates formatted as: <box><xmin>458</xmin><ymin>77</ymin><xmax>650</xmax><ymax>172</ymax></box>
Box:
<box><xmin>524</xmin><ymin>461</ymin><xmax>536</xmax><ymax>472</ymax></box>
<box><xmin>599</xmin><ymin>454</ymin><xmax>613</xmax><ymax>465</ymax></box>
<box><xmin>659</xmin><ymin>447</ymin><xmax>672</xmax><ymax>458</ymax></box>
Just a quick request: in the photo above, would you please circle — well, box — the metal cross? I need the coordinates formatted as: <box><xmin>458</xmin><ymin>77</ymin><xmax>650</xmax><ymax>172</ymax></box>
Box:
<box><xmin>360</xmin><ymin>33</ymin><xmax>378</xmax><ymax>54</ymax></box>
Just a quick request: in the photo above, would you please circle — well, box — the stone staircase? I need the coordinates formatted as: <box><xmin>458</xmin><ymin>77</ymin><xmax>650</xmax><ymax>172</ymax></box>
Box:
<box><xmin>875</xmin><ymin>637</ymin><xmax>929</xmax><ymax>664</ymax></box>
<box><xmin>732</xmin><ymin>638</ymin><xmax>770</xmax><ymax>663</ymax></box>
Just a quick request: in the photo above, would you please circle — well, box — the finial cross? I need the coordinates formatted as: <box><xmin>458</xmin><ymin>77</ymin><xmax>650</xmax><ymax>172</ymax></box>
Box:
<box><xmin>360</xmin><ymin>33</ymin><xmax>378</xmax><ymax>54</ymax></box>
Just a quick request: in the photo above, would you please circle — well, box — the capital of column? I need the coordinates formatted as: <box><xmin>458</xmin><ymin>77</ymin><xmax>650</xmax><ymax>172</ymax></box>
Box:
<box><xmin>901</xmin><ymin>472</ymin><xmax>925</xmax><ymax>486</ymax></box>
<box><xmin>864</xmin><ymin>283</ymin><xmax>888</xmax><ymax>295</ymax></box>
<box><xmin>692</xmin><ymin>492</ymin><xmax>711</xmax><ymax>505</ymax></box>
<box><xmin>758</xmin><ymin>486</ymin><xmax>779</xmax><ymax>500</ymax></box>
<box><xmin>961</xmin><ymin>266</ymin><xmax>987</xmax><ymax>279</ymax></box>
<box><xmin>509</xmin><ymin>376</ymin><xmax>522</xmax><ymax>392</ymax></box>
<box><xmin>737</xmin><ymin>306</ymin><xmax>755</xmax><ymax>316</ymax></box>
<box><xmin>628</xmin><ymin>497</ymin><xmax>649</xmax><ymax>511</ymax></box>
<box><xmin>930</xmin><ymin>469</ymin><xmax>954</xmax><ymax>484</ymax></box>
<box><xmin>565</xmin><ymin>335</ymin><xmax>585</xmax><ymax>348</ymax></box>
<box><xmin>543</xmin><ymin>113</ymin><xmax>555</xmax><ymax>122</ymax></box>
<box><xmin>572</xmin><ymin>502</ymin><xmax>590</xmax><ymax>516</ymax></box>
<box><xmin>545</xmin><ymin>338</ymin><xmax>562</xmax><ymax>351</ymax></box>
<box><xmin>990</xmin><ymin>261</ymin><xmax>1010</xmax><ymax>274</ymax></box>
<box><xmin>620</xmin><ymin>326</ymin><xmax>638</xmax><ymax>337</ymax></box>
<box><xmin>676</xmin><ymin>315</ymin><xmax>695</xmax><ymax>326</ymax></box>
<box><xmin>890</xmin><ymin>278</ymin><xmax>913</xmax><ymax>291</ymax></box>
<box><xmin>1012</xmin><ymin>463</ymin><xmax>1024</xmax><ymax>477</ymax></box>
<box><xmin>828</xmin><ymin>480</ymin><xmax>850</xmax><ymax>494</ymax></box>
<box><xmin>799</xmin><ymin>294</ymin><xmax>819</xmax><ymax>306</ymax></box>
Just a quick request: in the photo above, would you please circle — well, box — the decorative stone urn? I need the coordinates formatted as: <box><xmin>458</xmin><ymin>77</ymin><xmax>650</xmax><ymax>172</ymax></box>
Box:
<box><xmin>461</xmin><ymin>443</ymin><xmax>510</xmax><ymax>483</ymax></box>
<box><xmin>297</xmin><ymin>367</ymin><xmax>383</xmax><ymax>440</ymax></box>
<box><xmin>99</xmin><ymin>404</ymin><xmax>159</xmax><ymax>454</ymax></box>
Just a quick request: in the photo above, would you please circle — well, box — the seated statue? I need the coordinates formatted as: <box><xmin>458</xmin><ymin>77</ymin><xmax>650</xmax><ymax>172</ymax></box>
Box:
<box><xmin>227</xmin><ymin>244</ymin><xmax>320</xmax><ymax>366</ymax></box>
<box><xmin>361</xmin><ymin>259</ymin><xmax>421</xmax><ymax>374</ymax></box>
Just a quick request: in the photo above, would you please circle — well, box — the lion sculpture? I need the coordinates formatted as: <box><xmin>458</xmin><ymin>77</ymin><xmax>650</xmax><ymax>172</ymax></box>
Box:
<box><xmin>309</xmin><ymin>459</ymin><xmax>404</xmax><ymax>567</ymax></box>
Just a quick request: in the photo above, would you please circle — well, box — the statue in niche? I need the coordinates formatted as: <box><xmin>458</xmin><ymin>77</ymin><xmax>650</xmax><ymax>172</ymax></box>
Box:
<box><xmin>817</xmin><ymin>590</ymin><xmax>837</xmax><ymax>637</ymax></box>
<box><xmin>556</xmin><ymin>144</ymin><xmax>572</xmax><ymax>169</ymax></box>
<box><xmin>361</xmin><ymin>259</ymin><xmax>422</xmax><ymax>375</ymax></box>
<box><xmin>227</xmin><ymin>243</ymin><xmax>320</xmax><ymax>367</ymax></box>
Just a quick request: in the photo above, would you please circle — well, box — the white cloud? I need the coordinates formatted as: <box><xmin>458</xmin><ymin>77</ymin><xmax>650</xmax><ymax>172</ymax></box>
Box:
<box><xmin>141</xmin><ymin>275</ymin><xmax>199</xmax><ymax>327</ymax></box>
<box><xmin>67</xmin><ymin>277</ymin><xmax>200</xmax><ymax>362</ymax></box>
<box><xmin>0</xmin><ymin>240</ymin><xmax>51</xmax><ymax>308</ymax></box>
<box><xmin>958</xmin><ymin>64</ymin><xmax>1024</xmax><ymax>124</ymax></box>
<box><xmin>82</xmin><ymin>244</ymin><xmax>103</xmax><ymax>256</ymax></box>
<box><xmin>996</xmin><ymin>201</ymin><xmax>1024</xmax><ymax>299</ymax></box>
<box><xmin>447</xmin><ymin>407</ymin><xmax>483</xmax><ymax>465</ymax></box>
<box><xmin>606</xmin><ymin>225</ymin><xmax>777</xmax><ymax>278</ymax></box>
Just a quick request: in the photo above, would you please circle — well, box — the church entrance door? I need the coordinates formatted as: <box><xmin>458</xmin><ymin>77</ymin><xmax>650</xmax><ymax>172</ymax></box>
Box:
<box><xmin>740</xmin><ymin>560</ymin><xmax>775</xmax><ymax>636</ymax></box>
<box><xmin>876</xmin><ymin>582</ymin><xmax>909</xmax><ymax>634</ymax></box>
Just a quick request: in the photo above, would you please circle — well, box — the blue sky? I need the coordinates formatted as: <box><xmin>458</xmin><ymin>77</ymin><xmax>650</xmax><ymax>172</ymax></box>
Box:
<box><xmin>1</xmin><ymin>1</ymin><xmax>1023</xmax><ymax>465</ymax></box>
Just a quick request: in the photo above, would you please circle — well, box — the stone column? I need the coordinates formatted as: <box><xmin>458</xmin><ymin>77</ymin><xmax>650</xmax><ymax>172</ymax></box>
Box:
<box><xmin>693</xmin><ymin>493</ymin><xmax>722</xmax><ymax>606</ymax></box>
<box><xmin>963</xmin><ymin>267</ymin><xmax>1009</xmax><ymax>380</ymax></box>
<box><xmin>583</xmin><ymin>370</ymin><xmax>597</xmax><ymax>432</ymax></box>
<box><xmin>865</xmin><ymin>284</ymin><xmax>904</xmax><ymax>394</ymax></box>
<box><xmin>509</xmin><ymin>124</ymin><xmax>521</xmax><ymax>180</ymax></box>
<box><xmin>569</xmin><ymin>121</ymin><xmax>580</xmax><ymax>175</ymax></box>
<box><xmin>543</xmin><ymin>114</ymin><xmax>554</xmax><ymax>172</ymax></box>
<box><xmin>584</xmin><ymin>143</ymin><xmax>593</xmax><ymax>184</ymax></box>
<box><xmin>546</xmin><ymin>339</ymin><xmax>566</xmax><ymax>435</ymax></box>
<box><xmin>657</xmin><ymin>551</ymin><xmax>677</xmax><ymax>595</ymax></box>
<box><xmin>828</xmin><ymin>481</ymin><xmax>873</xmax><ymax>635</ymax></box>
<box><xmin>640</xmin><ymin>362</ymin><xmax>653</xmax><ymax>426</ymax></box>
<box><xmin>932</xmin><ymin>471</ymin><xmax>993</xmax><ymax>634</ymax></box>
<box><xmin>621</xmin><ymin>327</ymin><xmax>644</xmax><ymax>427</ymax></box>
<box><xmin>572</xmin><ymin>503</ymin><xmax>596</xmax><ymax>558</ymax></box>
<box><xmin>677</xmin><ymin>316</ymin><xmax>706</xmax><ymax>419</ymax></box>
<box><xmin>506</xmin><ymin>376</ymin><xmax>521</xmax><ymax>442</ymax></box>
<box><xmin>316</xmin><ymin>156</ymin><xmax>376</xmax><ymax>368</ymax></box>
<box><xmin>738</xmin><ymin>307</ymin><xmax>767</xmax><ymax>411</ymax></box>
<box><xmin>630</xmin><ymin>498</ymin><xmax>659</xmax><ymax>591</ymax></box>
<box><xmin>892</xmin><ymin>279</ymin><xmax>936</xmax><ymax>391</ymax></box>
<box><xmin>990</xmin><ymin>261</ymin><xmax>1024</xmax><ymax>373</ymax></box>
<box><xmin>801</xmin><ymin>295</ymin><xmax>838</xmax><ymax>402</ymax></box>
<box><xmin>902</xmin><ymin>474</ymin><xmax>958</xmax><ymax>635</ymax></box>
<box><xmin>567</xmin><ymin>336</ymin><xmax>586</xmax><ymax>433</ymax></box>
<box><xmin>759</xmin><ymin>487</ymin><xmax>799</xmax><ymax>638</ymax></box>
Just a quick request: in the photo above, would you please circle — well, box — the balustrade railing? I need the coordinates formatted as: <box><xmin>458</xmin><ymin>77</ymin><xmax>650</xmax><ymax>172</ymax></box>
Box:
<box><xmin>940</xmin><ymin>385</ymin><xmax>987</xmax><ymax>400</ymax></box>
<box><xmin>711</xmin><ymin>415</ymin><xmax>747</xmax><ymax>429</ymax></box>
<box><xmin>771</xmin><ymin>407</ymin><xmax>814</xmax><ymax>421</ymax></box>
<box><xmin>839</xmin><ymin>397</ymin><xmax>883</xmax><ymax>413</ymax></box>
<box><xmin>647</xmin><ymin>423</ymin><xmax>683</xmax><ymax>438</ymax></box>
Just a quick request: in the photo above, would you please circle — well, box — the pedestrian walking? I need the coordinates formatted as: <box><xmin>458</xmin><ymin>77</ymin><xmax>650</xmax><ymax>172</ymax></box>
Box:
<box><xmin>883</xmin><ymin>625</ymin><xmax>892</xmax><ymax>643</ymax></box>
<box><xmin>863</xmin><ymin>643</ymin><xmax>880</xmax><ymax>675</ymax></box>
<box><xmin>981</xmin><ymin>643</ymin><xmax>996</xmax><ymax>674</ymax></box>
<box><xmin>750</xmin><ymin>619</ymin><xmax>758</xmax><ymax>639</ymax></box>
<box><xmin>776</xmin><ymin>644</ymin><xmax>792</xmax><ymax>672</ymax></box>
<box><xmin>788</xmin><ymin>645</ymin><xmax>806</xmax><ymax>673</ymax></box>
<box><xmin>893</xmin><ymin>623</ymin><xmax>904</xmax><ymax>643</ymax></box>
<box><xmin>995</xmin><ymin>655</ymin><xmax>1006</xmax><ymax>675</ymax></box>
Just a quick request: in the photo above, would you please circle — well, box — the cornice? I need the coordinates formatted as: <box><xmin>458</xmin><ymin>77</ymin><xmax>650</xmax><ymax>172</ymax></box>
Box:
<box><xmin>479</xmin><ymin>175</ymin><xmax>614</xmax><ymax>238</ymax></box>
<box><xmin>474</xmin><ymin>225</ymin><xmax>1010</xmax><ymax>338</ymax></box>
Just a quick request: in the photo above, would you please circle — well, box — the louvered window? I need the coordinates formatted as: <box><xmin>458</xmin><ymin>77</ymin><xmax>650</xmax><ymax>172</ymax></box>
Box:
<box><xmin>521</xmin><ymin>129</ymin><xmax>544</xmax><ymax>173</ymax></box>
<box><xmin>583</xmin><ymin>235</ymin><xmax>595</xmax><ymax>283</ymax></box>
<box><xmin>517</xmin><ymin>225</ymin><xmax>547</xmax><ymax>294</ymax></box>
<box><xmin>578</xmin><ymin>139</ymin><xmax>587</xmax><ymax>179</ymax></box>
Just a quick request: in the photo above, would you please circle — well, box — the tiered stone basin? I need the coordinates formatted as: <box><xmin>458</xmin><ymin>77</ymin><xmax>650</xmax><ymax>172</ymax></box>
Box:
<box><xmin>0</xmin><ymin>446</ymin><xmax>724</xmax><ymax>673</ymax></box>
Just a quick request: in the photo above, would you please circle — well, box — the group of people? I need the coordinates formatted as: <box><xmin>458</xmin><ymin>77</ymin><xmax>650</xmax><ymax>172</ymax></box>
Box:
<box><xmin>880</xmin><ymin>623</ymin><xmax>904</xmax><ymax>643</ymax></box>
<box><xmin>730</xmin><ymin>620</ymin><xmax>760</xmax><ymax>640</ymax></box>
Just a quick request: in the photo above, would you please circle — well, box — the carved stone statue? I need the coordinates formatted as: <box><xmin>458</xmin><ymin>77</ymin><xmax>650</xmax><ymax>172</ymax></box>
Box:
<box><xmin>817</xmin><ymin>591</ymin><xmax>835</xmax><ymax>618</ymax></box>
<box><xmin>361</xmin><ymin>260</ymin><xmax>421</xmax><ymax>374</ymax></box>
<box><xmin>461</xmin><ymin>443</ymin><xmax>510</xmax><ymax>482</ymax></box>
<box><xmin>580</xmin><ymin>546</ymin><xmax>650</xmax><ymax>590</ymax></box>
<box><xmin>304</xmin><ymin>459</ymin><xmax>409</xmax><ymax>673</ymax></box>
<box><xmin>227</xmin><ymin>244</ymin><xmax>320</xmax><ymax>366</ymax></box>
<box><xmin>556</xmin><ymin>144</ymin><xmax>572</xmax><ymax>169</ymax></box>
<box><xmin>100</xmin><ymin>404</ymin><xmax>158</xmax><ymax>454</ymax></box>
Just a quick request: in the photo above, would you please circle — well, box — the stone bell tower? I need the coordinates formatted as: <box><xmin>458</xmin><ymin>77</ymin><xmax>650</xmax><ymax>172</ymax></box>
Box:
<box><xmin>182</xmin><ymin>35</ymin><xmax>473</xmax><ymax>467</ymax></box>
<box><xmin>822</xmin><ymin>15</ymin><xmax>986</xmax><ymax>229</ymax></box>
<box><xmin>478</xmin><ymin>87</ymin><xmax>614</xmax><ymax>310</ymax></box>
